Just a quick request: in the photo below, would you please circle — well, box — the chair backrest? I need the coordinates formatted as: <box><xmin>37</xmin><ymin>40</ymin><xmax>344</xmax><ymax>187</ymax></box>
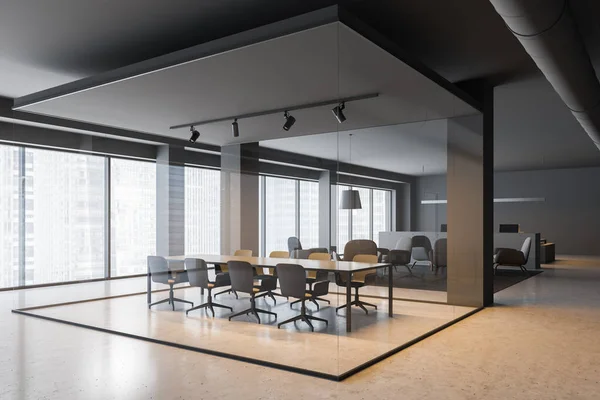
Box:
<box><xmin>227</xmin><ymin>261</ymin><xmax>255</xmax><ymax>294</ymax></box>
<box><xmin>411</xmin><ymin>235</ymin><xmax>433</xmax><ymax>261</ymax></box>
<box><xmin>147</xmin><ymin>256</ymin><xmax>169</xmax><ymax>283</ymax></box>
<box><xmin>265</xmin><ymin>251</ymin><xmax>289</xmax><ymax>275</ymax></box>
<box><xmin>395</xmin><ymin>237</ymin><xmax>412</xmax><ymax>251</ymax></box>
<box><xmin>287</xmin><ymin>237</ymin><xmax>302</xmax><ymax>254</ymax></box>
<box><xmin>269</xmin><ymin>251</ymin><xmax>289</xmax><ymax>259</ymax></box>
<box><xmin>234</xmin><ymin>249</ymin><xmax>253</xmax><ymax>257</ymax></box>
<box><xmin>343</xmin><ymin>240</ymin><xmax>377</xmax><ymax>262</ymax></box>
<box><xmin>521</xmin><ymin>236</ymin><xmax>532</xmax><ymax>263</ymax></box>
<box><xmin>305</xmin><ymin>252</ymin><xmax>331</xmax><ymax>279</ymax></box>
<box><xmin>433</xmin><ymin>238</ymin><xmax>448</xmax><ymax>268</ymax></box>
<box><xmin>276</xmin><ymin>263</ymin><xmax>307</xmax><ymax>299</ymax></box>
<box><xmin>308</xmin><ymin>252</ymin><xmax>331</xmax><ymax>261</ymax></box>
<box><xmin>185</xmin><ymin>258</ymin><xmax>209</xmax><ymax>289</ymax></box>
<box><xmin>352</xmin><ymin>254</ymin><xmax>378</xmax><ymax>282</ymax></box>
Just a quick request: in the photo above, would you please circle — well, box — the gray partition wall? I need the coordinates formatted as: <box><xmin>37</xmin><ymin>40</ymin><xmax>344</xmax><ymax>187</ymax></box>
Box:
<box><xmin>220</xmin><ymin>143</ymin><xmax>260</xmax><ymax>256</ymax></box>
<box><xmin>447</xmin><ymin>114</ymin><xmax>490</xmax><ymax>307</ymax></box>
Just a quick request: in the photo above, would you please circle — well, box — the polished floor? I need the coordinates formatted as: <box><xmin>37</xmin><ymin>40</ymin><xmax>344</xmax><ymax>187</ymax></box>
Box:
<box><xmin>14</xmin><ymin>286</ymin><xmax>472</xmax><ymax>377</ymax></box>
<box><xmin>2</xmin><ymin>256</ymin><xmax>600</xmax><ymax>399</ymax></box>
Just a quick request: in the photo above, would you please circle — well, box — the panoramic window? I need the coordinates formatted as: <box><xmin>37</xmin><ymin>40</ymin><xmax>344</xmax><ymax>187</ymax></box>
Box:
<box><xmin>185</xmin><ymin>166</ymin><xmax>221</xmax><ymax>254</ymax></box>
<box><xmin>110</xmin><ymin>158</ymin><xmax>156</xmax><ymax>277</ymax></box>
<box><xmin>26</xmin><ymin>148</ymin><xmax>106</xmax><ymax>284</ymax></box>
<box><xmin>261</xmin><ymin>176</ymin><xmax>319</xmax><ymax>255</ymax></box>
<box><xmin>0</xmin><ymin>144</ymin><xmax>21</xmax><ymax>288</ymax></box>
<box><xmin>337</xmin><ymin>185</ymin><xmax>391</xmax><ymax>252</ymax></box>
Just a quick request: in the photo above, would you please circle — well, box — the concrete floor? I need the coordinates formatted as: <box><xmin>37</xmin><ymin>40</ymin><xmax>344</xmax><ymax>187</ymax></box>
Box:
<box><xmin>1</xmin><ymin>256</ymin><xmax>599</xmax><ymax>399</ymax></box>
<box><xmin>18</xmin><ymin>288</ymin><xmax>471</xmax><ymax>377</ymax></box>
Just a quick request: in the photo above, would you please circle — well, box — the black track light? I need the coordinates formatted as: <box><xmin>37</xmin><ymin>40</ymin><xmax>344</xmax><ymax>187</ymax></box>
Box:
<box><xmin>232</xmin><ymin>119</ymin><xmax>239</xmax><ymax>138</ymax></box>
<box><xmin>189</xmin><ymin>126</ymin><xmax>200</xmax><ymax>143</ymax></box>
<box><xmin>283</xmin><ymin>111</ymin><xmax>296</xmax><ymax>131</ymax></box>
<box><xmin>332</xmin><ymin>102</ymin><xmax>346</xmax><ymax>123</ymax></box>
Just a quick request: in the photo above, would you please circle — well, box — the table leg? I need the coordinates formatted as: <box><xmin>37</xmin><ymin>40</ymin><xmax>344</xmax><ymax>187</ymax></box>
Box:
<box><xmin>201</xmin><ymin>288</ymin><xmax>205</xmax><ymax>295</ymax></box>
<box><xmin>147</xmin><ymin>273</ymin><xmax>151</xmax><ymax>304</ymax></box>
<box><xmin>388</xmin><ymin>265</ymin><xmax>393</xmax><ymax>317</ymax></box>
<box><xmin>346</xmin><ymin>271</ymin><xmax>352</xmax><ymax>333</ymax></box>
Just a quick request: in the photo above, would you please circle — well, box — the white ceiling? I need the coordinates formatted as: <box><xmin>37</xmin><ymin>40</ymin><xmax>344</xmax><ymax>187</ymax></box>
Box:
<box><xmin>15</xmin><ymin>22</ymin><xmax>477</xmax><ymax>147</ymax></box>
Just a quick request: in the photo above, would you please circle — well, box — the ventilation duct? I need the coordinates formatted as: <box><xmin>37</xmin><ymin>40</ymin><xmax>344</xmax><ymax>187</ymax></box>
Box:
<box><xmin>489</xmin><ymin>0</ymin><xmax>600</xmax><ymax>150</ymax></box>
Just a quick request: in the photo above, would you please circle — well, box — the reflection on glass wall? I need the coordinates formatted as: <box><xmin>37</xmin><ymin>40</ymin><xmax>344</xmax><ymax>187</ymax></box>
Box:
<box><xmin>111</xmin><ymin>158</ymin><xmax>156</xmax><ymax>276</ymax></box>
<box><xmin>185</xmin><ymin>166</ymin><xmax>220</xmax><ymax>254</ymax></box>
<box><xmin>0</xmin><ymin>144</ymin><xmax>20</xmax><ymax>288</ymax></box>
<box><xmin>27</xmin><ymin>148</ymin><xmax>105</xmax><ymax>284</ymax></box>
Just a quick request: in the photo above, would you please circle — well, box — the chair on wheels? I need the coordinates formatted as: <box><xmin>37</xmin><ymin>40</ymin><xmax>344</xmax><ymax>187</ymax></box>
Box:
<box><xmin>184</xmin><ymin>258</ymin><xmax>233</xmax><ymax>317</ymax></box>
<box><xmin>276</xmin><ymin>263</ymin><xmax>328</xmax><ymax>332</ymax></box>
<box><xmin>335</xmin><ymin>254</ymin><xmax>379</xmax><ymax>314</ymax></box>
<box><xmin>410</xmin><ymin>235</ymin><xmax>434</xmax><ymax>270</ymax></box>
<box><xmin>433</xmin><ymin>238</ymin><xmax>447</xmax><ymax>275</ymax></box>
<box><xmin>215</xmin><ymin>249</ymin><xmax>253</xmax><ymax>299</ymax></box>
<box><xmin>389</xmin><ymin>237</ymin><xmax>413</xmax><ymax>274</ymax></box>
<box><xmin>227</xmin><ymin>261</ymin><xmax>277</xmax><ymax>324</ymax></box>
<box><xmin>290</xmin><ymin>251</ymin><xmax>331</xmax><ymax>310</ymax></box>
<box><xmin>147</xmin><ymin>256</ymin><xmax>194</xmax><ymax>311</ymax></box>
<box><xmin>494</xmin><ymin>237</ymin><xmax>532</xmax><ymax>276</ymax></box>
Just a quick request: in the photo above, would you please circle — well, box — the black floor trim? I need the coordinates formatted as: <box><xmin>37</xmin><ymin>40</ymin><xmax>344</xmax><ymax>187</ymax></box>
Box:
<box><xmin>12</xmin><ymin>296</ymin><xmax>483</xmax><ymax>381</ymax></box>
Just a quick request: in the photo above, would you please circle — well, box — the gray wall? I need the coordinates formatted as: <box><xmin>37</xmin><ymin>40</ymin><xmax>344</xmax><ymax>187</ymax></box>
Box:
<box><xmin>414</xmin><ymin>166</ymin><xmax>600</xmax><ymax>256</ymax></box>
<box><xmin>494</xmin><ymin>167</ymin><xmax>600</xmax><ymax>256</ymax></box>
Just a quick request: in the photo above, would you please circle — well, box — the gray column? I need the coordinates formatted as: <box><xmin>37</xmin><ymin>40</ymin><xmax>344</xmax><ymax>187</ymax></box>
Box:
<box><xmin>221</xmin><ymin>143</ymin><xmax>260</xmax><ymax>256</ymax></box>
<box><xmin>156</xmin><ymin>145</ymin><xmax>185</xmax><ymax>257</ymax></box>
<box><xmin>446</xmin><ymin>114</ymin><xmax>491</xmax><ymax>307</ymax></box>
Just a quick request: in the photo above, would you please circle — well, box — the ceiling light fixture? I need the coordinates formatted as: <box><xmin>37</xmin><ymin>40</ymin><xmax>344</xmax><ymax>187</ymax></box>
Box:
<box><xmin>189</xmin><ymin>126</ymin><xmax>200</xmax><ymax>143</ymax></box>
<box><xmin>232</xmin><ymin>119</ymin><xmax>239</xmax><ymax>138</ymax></box>
<box><xmin>332</xmin><ymin>102</ymin><xmax>346</xmax><ymax>123</ymax></box>
<box><xmin>169</xmin><ymin>92</ymin><xmax>378</xmax><ymax>131</ymax></box>
<box><xmin>282</xmin><ymin>111</ymin><xmax>296</xmax><ymax>131</ymax></box>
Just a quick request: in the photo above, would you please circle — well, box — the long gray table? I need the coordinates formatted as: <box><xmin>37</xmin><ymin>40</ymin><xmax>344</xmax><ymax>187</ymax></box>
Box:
<box><xmin>148</xmin><ymin>254</ymin><xmax>392</xmax><ymax>332</ymax></box>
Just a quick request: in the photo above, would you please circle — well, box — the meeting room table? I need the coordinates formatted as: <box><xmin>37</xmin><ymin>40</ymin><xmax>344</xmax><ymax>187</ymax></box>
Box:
<box><xmin>148</xmin><ymin>254</ymin><xmax>393</xmax><ymax>332</ymax></box>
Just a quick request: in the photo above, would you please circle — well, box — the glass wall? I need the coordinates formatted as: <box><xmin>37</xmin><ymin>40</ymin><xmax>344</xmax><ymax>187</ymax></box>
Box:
<box><xmin>111</xmin><ymin>158</ymin><xmax>156</xmax><ymax>277</ymax></box>
<box><xmin>185</xmin><ymin>166</ymin><xmax>220</xmax><ymax>254</ymax></box>
<box><xmin>261</xmin><ymin>175</ymin><xmax>319</xmax><ymax>255</ymax></box>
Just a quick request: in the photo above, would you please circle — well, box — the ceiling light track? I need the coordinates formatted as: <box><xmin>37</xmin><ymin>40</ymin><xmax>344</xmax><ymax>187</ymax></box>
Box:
<box><xmin>169</xmin><ymin>92</ymin><xmax>379</xmax><ymax>130</ymax></box>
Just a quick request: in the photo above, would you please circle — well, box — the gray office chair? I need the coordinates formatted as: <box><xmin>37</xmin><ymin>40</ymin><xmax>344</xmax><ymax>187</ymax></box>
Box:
<box><xmin>335</xmin><ymin>241</ymin><xmax>379</xmax><ymax>314</ymax></box>
<box><xmin>389</xmin><ymin>236</ymin><xmax>412</xmax><ymax>274</ymax></box>
<box><xmin>290</xmin><ymin>251</ymin><xmax>331</xmax><ymax>310</ymax></box>
<box><xmin>342</xmin><ymin>239</ymin><xmax>378</xmax><ymax>261</ymax></box>
<box><xmin>214</xmin><ymin>249</ymin><xmax>253</xmax><ymax>299</ymax></box>
<box><xmin>147</xmin><ymin>256</ymin><xmax>194</xmax><ymax>311</ymax></box>
<box><xmin>433</xmin><ymin>238</ymin><xmax>447</xmax><ymax>275</ymax></box>
<box><xmin>227</xmin><ymin>261</ymin><xmax>277</xmax><ymax>324</ymax></box>
<box><xmin>288</xmin><ymin>236</ymin><xmax>302</xmax><ymax>257</ymax></box>
<box><xmin>411</xmin><ymin>235</ymin><xmax>434</xmax><ymax>270</ymax></box>
<box><xmin>276</xmin><ymin>263</ymin><xmax>328</xmax><ymax>332</ymax></box>
<box><xmin>494</xmin><ymin>236</ymin><xmax>532</xmax><ymax>276</ymax></box>
<box><xmin>184</xmin><ymin>258</ymin><xmax>233</xmax><ymax>317</ymax></box>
